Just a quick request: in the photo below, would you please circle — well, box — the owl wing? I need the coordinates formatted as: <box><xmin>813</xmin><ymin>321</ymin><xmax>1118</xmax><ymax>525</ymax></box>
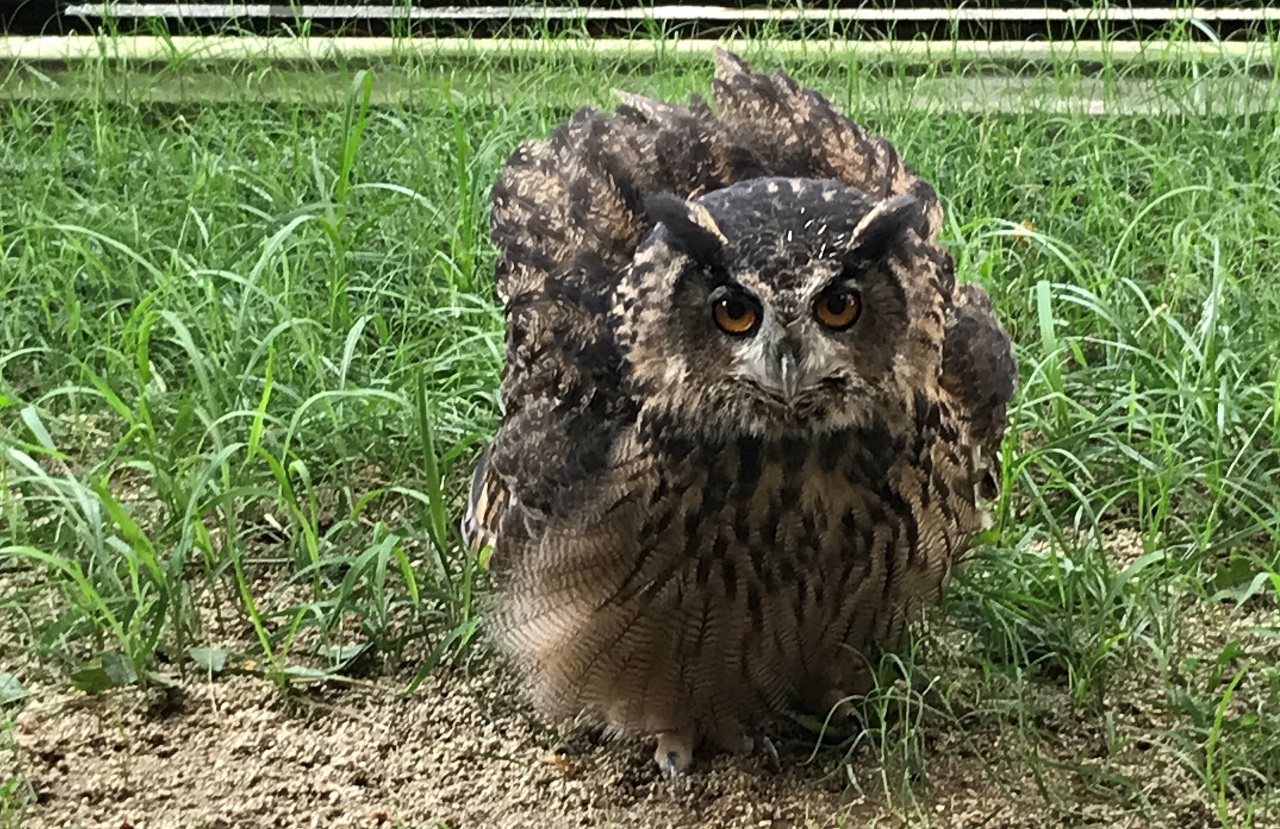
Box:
<box><xmin>459</xmin><ymin>246</ymin><xmax>637</xmax><ymax>572</ymax></box>
<box><xmin>940</xmin><ymin>284</ymin><xmax>1019</xmax><ymax>497</ymax></box>
<box><xmin>702</xmin><ymin>49</ymin><xmax>944</xmax><ymax>239</ymax></box>
<box><xmin>487</xmin><ymin>48</ymin><xmax>946</xmax><ymax>309</ymax></box>
<box><xmin>462</xmin><ymin>83</ymin><xmax>688</xmax><ymax>569</ymax></box>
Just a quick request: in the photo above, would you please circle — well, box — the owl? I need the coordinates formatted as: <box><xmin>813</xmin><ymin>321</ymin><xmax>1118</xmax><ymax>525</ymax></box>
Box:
<box><xmin>462</xmin><ymin>50</ymin><xmax>1017</xmax><ymax>780</ymax></box>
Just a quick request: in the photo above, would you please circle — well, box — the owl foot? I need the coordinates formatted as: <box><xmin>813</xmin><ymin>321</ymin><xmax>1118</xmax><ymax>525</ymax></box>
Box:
<box><xmin>819</xmin><ymin>687</ymin><xmax>860</xmax><ymax>726</ymax></box>
<box><xmin>653</xmin><ymin>731</ymin><xmax>694</xmax><ymax>786</ymax></box>
<box><xmin>748</xmin><ymin>731</ymin><xmax>782</xmax><ymax>772</ymax></box>
<box><xmin>714</xmin><ymin>728</ymin><xmax>782</xmax><ymax>772</ymax></box>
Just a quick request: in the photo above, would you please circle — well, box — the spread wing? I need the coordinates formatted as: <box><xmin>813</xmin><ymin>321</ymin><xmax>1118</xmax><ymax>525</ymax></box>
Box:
<box><xmin>941</xmin><ymin>284</ymin><xmax>1019</xmax><ymax>498</ymax></box>
<box><xmin>462</xmin><ymin>49</ymin><xmax>1015</xmax><ymax>565</ymax></box>
<box><xmin>703</xmin><ymin>49</ymin><xmax>943</xmax><ymax>238</ymax></box>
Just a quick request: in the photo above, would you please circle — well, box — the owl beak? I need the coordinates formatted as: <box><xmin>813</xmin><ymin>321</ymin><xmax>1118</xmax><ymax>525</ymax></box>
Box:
<box><xmin>749</xmin><ymin>337</ymin><xmax>806</xmax><ymax>403</ymax></box>
<box><xmin>765</xmin><ymin>335</ymin><xmax>805</xmax><ymax>403</ymax></box>
<box><xmin>778</xmin><ymin>349</ymin><xmax>800</xmax><ymax>402</ymax></box>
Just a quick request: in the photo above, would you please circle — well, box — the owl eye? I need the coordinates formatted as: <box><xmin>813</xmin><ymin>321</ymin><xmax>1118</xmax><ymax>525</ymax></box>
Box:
<box><xmin>815</xmin><ymin>289</ymin><xmax>862</xmax><ymax>331</ymax></box>
<box><xmin>712</xmin><ymin>295</ymin><xmax>761</xmax><ymax>336</ymax></box>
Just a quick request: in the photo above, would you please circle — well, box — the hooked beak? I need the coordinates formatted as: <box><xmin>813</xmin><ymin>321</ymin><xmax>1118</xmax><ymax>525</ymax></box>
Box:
<box><xmin>764</xmin><ymin>339</ymin><xmax>804</xmax><ymax>403</ymax></box>
<box><xmin>778</xmin><ymin>349</ymin><xmax>800</xmax><ymax>402</ymax></box>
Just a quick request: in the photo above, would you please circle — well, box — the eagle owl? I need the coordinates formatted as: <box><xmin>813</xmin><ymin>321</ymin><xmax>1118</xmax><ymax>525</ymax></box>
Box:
<box><xmin>462</xmin><ymin>50</ymin><xmax>1017</xmax><ymax>779</ymax></box>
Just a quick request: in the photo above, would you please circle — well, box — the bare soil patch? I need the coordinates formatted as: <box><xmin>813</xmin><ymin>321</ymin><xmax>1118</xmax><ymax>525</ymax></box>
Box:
<box><xmin>0</xmin><ymin>653</ymin><xmax>1231</xmax><ymax>829</ymax></box>
<box><xmin>3</xmin><ymin>548</ymin><xmax>1276</xmax><ymax>829</ymax></box>
<box><xmin>11</xmin><ymin>665</ymin><xmax>860</xmax><ymax>829</ymax></box>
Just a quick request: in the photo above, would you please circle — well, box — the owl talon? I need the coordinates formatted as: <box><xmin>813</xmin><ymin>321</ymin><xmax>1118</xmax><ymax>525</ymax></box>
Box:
<box><xmin>654</xmin><ymin>731</ymin><xmax>694</xmax><ymax>785</ymax></box>
<box><xmin>665</xmin><ymin>753</ymin><xmax>683</xmax><ymax>787</ymax></box>
<box><xmin>747</xmin><ymin>731</ymin><xmax>782</xmax><ymax>772</ymax></box>
<box><xmin>821</xmin><ymin>688</ymin><xmax>859</xmax><ymax>727</ymax></box>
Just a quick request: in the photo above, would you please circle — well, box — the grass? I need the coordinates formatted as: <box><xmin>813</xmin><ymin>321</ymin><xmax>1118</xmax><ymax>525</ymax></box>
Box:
<box><xmin>2</xmin><ymin>35</ymin><xmax>1280</xmax><ymax>827</ymax></box>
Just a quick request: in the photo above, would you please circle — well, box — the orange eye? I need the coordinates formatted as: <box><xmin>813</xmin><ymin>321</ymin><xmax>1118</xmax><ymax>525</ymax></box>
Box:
<box><xmin>815</xmin><ymin>289</ymin><xmax>861</xmax><ymax>331</ymax></box>
<box><xmin>712</xmin><ymin>296</ymin><xmax>760</xmax><ymax>336</ymax></box>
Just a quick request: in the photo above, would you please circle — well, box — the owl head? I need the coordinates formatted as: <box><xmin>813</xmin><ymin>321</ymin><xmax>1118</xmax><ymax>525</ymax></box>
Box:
<box><xmin>614</xmin><ymin>177</ymin><xmax>944</xmax><ymax>439</ymax></box>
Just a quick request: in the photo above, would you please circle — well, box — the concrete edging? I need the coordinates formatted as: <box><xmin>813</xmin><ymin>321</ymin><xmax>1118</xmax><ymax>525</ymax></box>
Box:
<box><xmin>2</xmin><ymin>35</ymin><xmax>1277</xmax><ymax>67</ymax></box>
<box><xmin>57</xmin><ymin>4</ymin><xmax>1280</xmax><ymax>23</ymax></box>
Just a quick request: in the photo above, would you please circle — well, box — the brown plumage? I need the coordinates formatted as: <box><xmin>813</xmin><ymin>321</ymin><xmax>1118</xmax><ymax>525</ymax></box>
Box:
<box><xmin>462</xmin><ymin>50</ymin><xmax>1017</xmax><ymax>778</ymax></box>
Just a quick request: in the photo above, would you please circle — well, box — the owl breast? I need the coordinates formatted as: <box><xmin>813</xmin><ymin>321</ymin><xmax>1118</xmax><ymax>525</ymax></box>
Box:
<box><xmin>494</xmin><ymin>394</ymin><xmax>982</xmax><ymax>753</ymax></box>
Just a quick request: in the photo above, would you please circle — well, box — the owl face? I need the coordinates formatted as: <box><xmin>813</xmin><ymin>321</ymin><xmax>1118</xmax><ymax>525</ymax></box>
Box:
<box><xmin>618</xmin><ymin>178</ymin><xmax>928</xmax><ymax>437</ymax></box>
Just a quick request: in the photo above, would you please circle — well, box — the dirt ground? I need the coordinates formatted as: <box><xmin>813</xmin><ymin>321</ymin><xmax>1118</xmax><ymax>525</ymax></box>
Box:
<box><xmin>10</xmin><ymin>664</ymin><xmax>855</xmax><ymax>829</ymax></box>
<box><xmin>2</xmin><ymin>530</ymin><xmax>1274</xmax><ymax>829</ymax></box>
<box><xmin>0</xmin><ymin>650</ymin><xmax>1233</xmax><ymax>829</ymax></box>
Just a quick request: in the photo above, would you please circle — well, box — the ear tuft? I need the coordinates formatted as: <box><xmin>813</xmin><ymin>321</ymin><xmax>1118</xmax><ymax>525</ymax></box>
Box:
<box><xmin>644</xmin><ymin>193</ymin><xmax>728</xmax><ymax>266</ymax></box>
<box><xmin>848</xmin><ymin>194</ymin><xmax>922</xmax><ymax>263</ymax></box>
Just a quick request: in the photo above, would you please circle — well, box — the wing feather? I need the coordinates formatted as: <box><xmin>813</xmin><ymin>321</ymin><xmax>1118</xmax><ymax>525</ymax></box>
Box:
<box><xmin>942</xmin><ymin>284</ymin><xmax>1019</xmax><ymax>497</ymax></box>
